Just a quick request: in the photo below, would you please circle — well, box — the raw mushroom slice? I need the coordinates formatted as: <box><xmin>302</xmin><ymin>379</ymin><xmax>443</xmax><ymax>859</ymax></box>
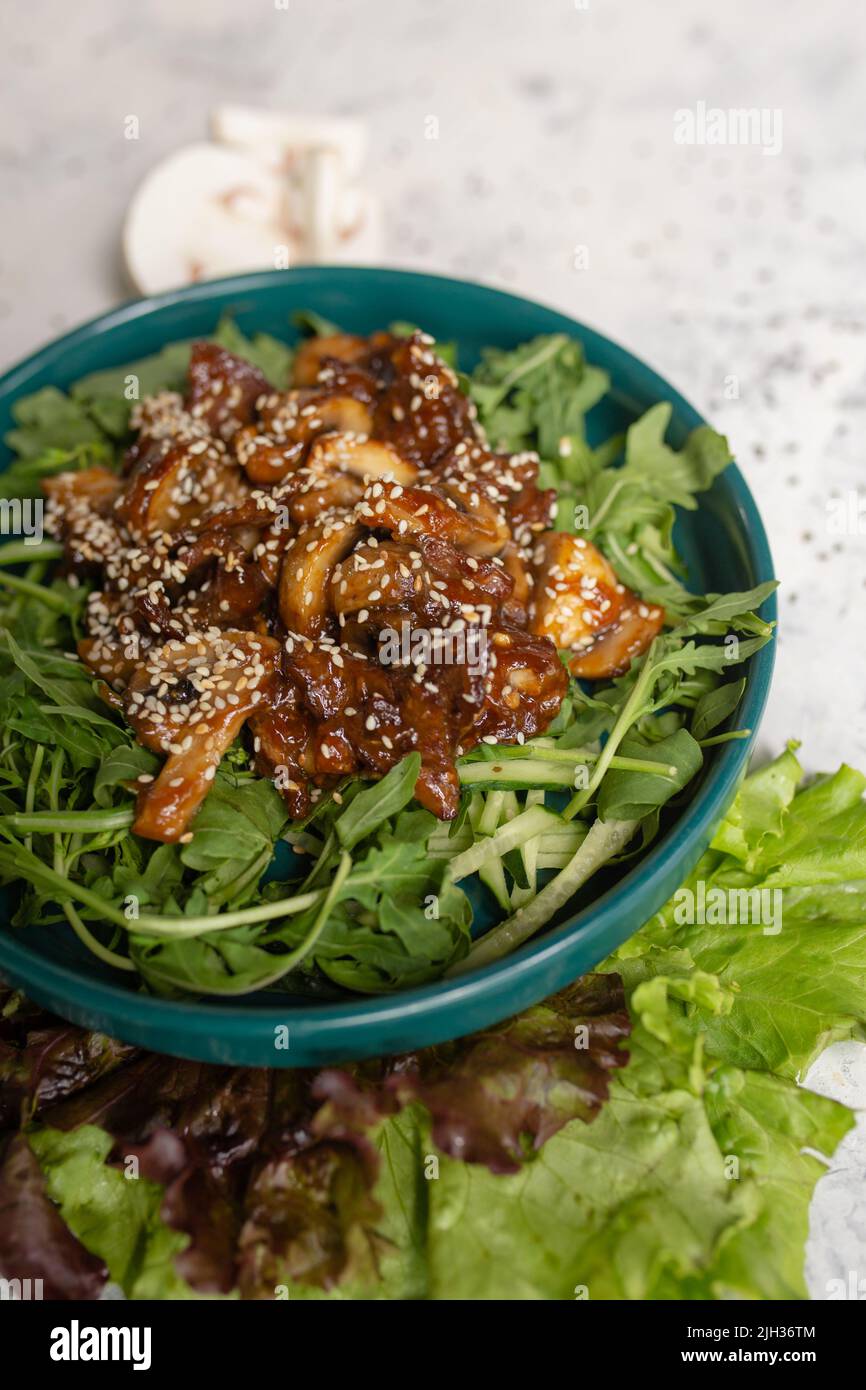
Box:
<box><xmin>211</xmin><ymin>107</ymin><xmax>368</xmax><ymax>180</ymax></box>
<box><xmin>123</xmin><ymin>630</ymin><xmax>280</xmax><ymax>843</ymax></box>
<box><xmin>122</xmin><ymin>143</ymin><xmax>302</xmax><ymax>296</ymax></box>
<box><xmin>209</xmin><ymin>108</ymin><xmax>379</xmax><ymax>262</ymax></box>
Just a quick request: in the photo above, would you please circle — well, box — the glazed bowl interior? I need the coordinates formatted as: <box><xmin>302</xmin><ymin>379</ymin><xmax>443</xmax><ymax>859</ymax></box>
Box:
<box><xmin>0</xmin><ymin>268</ymin><xmax>775</xmax><ymax>1064</ymax></box>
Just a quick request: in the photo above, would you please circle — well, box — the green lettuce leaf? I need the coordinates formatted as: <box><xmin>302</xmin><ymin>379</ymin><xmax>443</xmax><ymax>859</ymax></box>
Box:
<box><xmin>610</xmin><ymin>749</ymin><xmax>866</xmax><ymax>1077</ymax></box>
<box><xmin>27</xmin><ymin>1125</ymin><xmax>202</xmax><ymax>1300</ymax></box>
<box><xmin>423</xmin><ymin>974</ymin><xmax>850</xmax><ymax>1300</ymax></box>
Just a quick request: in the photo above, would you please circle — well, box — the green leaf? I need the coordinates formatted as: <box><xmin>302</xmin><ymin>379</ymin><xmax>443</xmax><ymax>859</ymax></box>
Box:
<box><xmin>70</xmin><ymin>341</ymin><xmax>192</xmax><ymax>438</ymax></box>
<box><xmin>691</xmin><ymin>677</ymin><xmax>747</xmax><ymax>742</ymax></box>
<box><xmin>335</xmin><ymin>754</ymin><xmax>422</xmax><ymax>851</ymax></box>
<box><xmin>211</xmin><ymin>318</ymin><xmax>293</xmax><ymax>387</ymax></box>
<box><xmin>93</xmin><ymin>745</ymin><xmax>159</xmax><ymax>807</ymax></box>
<box><xmin>4</xmin><ymin>389</ymin><xmax>106</xmax><ymax>459</ymax></box>
<box><xmin>423</xmin><ymin>977</ymin><xmax>849</xmax><ymax>1299</ymax></box>
<box><xmin>469</xmin><ymin>334</ymin><xmax>608</xmax><ymax>456</ymax></box>
<box><xmin>597</xmin><ymin>729</ymin><xmax>703</xmax><ymax>822</ymax></box>
<box><xmin>710</xmin><ymin>744</ymin><xmax>802</xmax><ymax>865</ymax></box>
<box><xmin>609</xmin><ymin>753</ymin><xmax>866</xmax><ymax>1078</ymax></box>
<box><xmin>28</xmin><ymin>1126</ymin><xmax>205</xmax><ymax>1300</ymax></box>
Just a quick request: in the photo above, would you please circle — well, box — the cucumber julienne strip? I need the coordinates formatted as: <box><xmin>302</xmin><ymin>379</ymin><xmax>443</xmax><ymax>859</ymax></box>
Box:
<box><xmin>446</xmin><ymin>804</ymin><xmax>560</xmax><ymax>882</ymax></box>
<box><xmin>458</xmin><ymin>751</ymin><xmax>676</xmax><ymax>793</ymax></box>
<box><xmin>447</xmin><ymin>816</ymin><xmax>638</xmax><ymax>974</ymax></box>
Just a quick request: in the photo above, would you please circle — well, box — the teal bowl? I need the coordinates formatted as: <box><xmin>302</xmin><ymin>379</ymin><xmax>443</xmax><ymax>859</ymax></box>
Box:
<box><xmin>0</xmin><ymin>268</ymin><xmax>775</xmax><ymax>1065</ymax></box>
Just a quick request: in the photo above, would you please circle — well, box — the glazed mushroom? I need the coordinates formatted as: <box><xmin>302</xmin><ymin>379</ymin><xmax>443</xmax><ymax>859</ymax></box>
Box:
<box><xmin>123</xmin><ymin>629</ymin><xmax>280</xmax><ymax>842</ymax></box>
<box><xmin>278</xmin><ymin>517</ymin><xmax>363</xmax><ymax>637</ymax></box>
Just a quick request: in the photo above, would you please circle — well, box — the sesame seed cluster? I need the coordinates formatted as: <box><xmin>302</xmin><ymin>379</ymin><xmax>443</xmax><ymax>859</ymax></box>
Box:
<box><xmin>43</xmin><ymin>331</ymin><xmax>662</xmax><ymax>843</ymax></box>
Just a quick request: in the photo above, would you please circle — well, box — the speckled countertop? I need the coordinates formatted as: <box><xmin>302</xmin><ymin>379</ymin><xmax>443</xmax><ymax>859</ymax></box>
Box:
<box><xmin>1</xmin><ymin>0</ymin><xmax>865</xmax><ymax>1299</ymax></box>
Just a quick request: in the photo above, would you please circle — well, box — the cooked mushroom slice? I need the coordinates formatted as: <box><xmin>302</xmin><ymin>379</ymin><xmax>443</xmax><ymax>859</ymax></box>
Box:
<box><xmin>286</xmin><ymin>472</ymin><xmax>366</xmax><ymax>528</ymax></box>
<box><xmin>499</xmin><ymin>540</ymin><xmax>532</xmax><ymax>623</ymax></box>
<box><xmin>125</xmin><ymin>392</ymin><xmax>213</xmax><ymax>475</ymax></box>
<box><xmin>123</xmin><ymin>630</ymin><xmax>280</xmax><ymax>843</ymax></box>
<box><xmin>78</xmin><ymin>635</ymin><xmax>143</xmax><ymax>691</ymax></box>
<box><xmin>356</xmin><ymin>479</ymin><xmax>505</xmax><ymax>557</ymax></box>
<box><xmin>438</xmin><ymin>478</ymin><xmax>510</xmax><ymax>556</ymax></box>
<box><xmin>330</xmin><ymin>539</ymin><xmax>419</xmax><ymax>616</ymax></box>
<box><xmin>508</xmin><ymin>478</ymin><xmax>558</xmax><ymax>541</ymax></box>
<box><xmin>411</xmin><ymin>536</ymin><xmax>513</xmax><ymax>625</ymax></box>
<box><xmin>306</xmin><ymin>433</ymin><xmax>417</xmax><ymax>485</ymax></box>
<box><xmin>236</xmin><ymin>391</ymin><xmax>375</xmax><ymax>484</ymax></box>
<box><xmin>371</xmin><ymin>333</ymin><xmax>477</xmax><ymax>467</ymax></box>
<box><xmin>260</xmin><ymin>388</ymin><xmax>374</xmax><ymax>441</ymax></box>
<box><xmin>569</xmin><ymin>603</ymin><xmax>664</xmax><ymax>679</ymax></box>
<box><xmin>186</xmin><ymin>342</ymin><xmax>271</xmax><ymax>440</ymax></box>
<box><xmin>43</xmin><ymin>467</ymin><xmax>122</xmax><ymax>517</ymax></box>
<box><xmin>528</xmin><ymin>531</ymin><xmax>627</xmax><ymax>649</ymax></box>
<box><xmin>42</xmin><ymin>467</ymin><xmax>124</xmax><ymax>571</ymax></box>
<box><xmin>396</xmin><ymin>675</ymin><xmax>463</xmax><ymax>819</ymax></box>
<box><xmin>278</xmin><ymin>517</ymin><xmax>362</xmax><ymax>637</ymax></box>
<box><xmin>292</xmin><ymin>333</ymin><xmax>370</xmax><ymax>387</ymax></box>
<box><xmin>233</xmin><ymin>427</ymin><xmax>305</xmax><ymax>485</ymax></box>
<box><xmin>248</xmin><ymin>699</ymin><xmax>317</xmax><ymax>819</ymax></box>
<box><xmin>116</xmin><ymin>439</ymin><xmax>248</xmax><ymax>538</ymax></box>
<box><xmin>468</xmin><ymin>626</ymin><xmax>569</xmax><ymax>746</ymax></box>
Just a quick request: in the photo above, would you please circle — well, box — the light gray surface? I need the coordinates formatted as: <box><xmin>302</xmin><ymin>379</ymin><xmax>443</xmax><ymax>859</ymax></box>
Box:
<box><xmin>2</xmin><ymin>0</ymin><xmax>865</xmax><ymax>1299</ymax></box>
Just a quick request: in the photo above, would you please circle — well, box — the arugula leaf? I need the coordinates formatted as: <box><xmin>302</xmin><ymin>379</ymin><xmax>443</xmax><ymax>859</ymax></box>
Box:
<box><xmin>93</xmin><ymin>745</ymin><xmax>159</xmax><ymax>807</ymax></box>
<box><xmin>597</xmin><ymin>729</ymin><xmax>703</xmax><ymax>822</ymax></box>
<box><xmin>4</xmin><ymin>389</ymin><xmax>106</xmax><ymax>460</ymax></box>
<box><xmin>0</xmin><ymin>442</ymin><xmax>114</xmax><ymax>502</ymax></box>
<box><xmin>335</xmin><ymin>754</ymin><xmax>422</xmax><ymax>851</ymax></box>
<box><xmin>618</xmin><ymin>403</ymin><xmax>731</xmax><ymax>511</ymax></box>
<box><xmin>178</xmin><ymin>775</ymin><xmax>289</xmax><ymax>907</ymax></box>
<box><xmin>470</xmin><ymin>334</ymin><xmax>608</xmax><ymax>457</ymax></box>
<box><xmin>691</xmin><ymin>677</ymin><xmax>747</xmax><ymax>742</ymax></box>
